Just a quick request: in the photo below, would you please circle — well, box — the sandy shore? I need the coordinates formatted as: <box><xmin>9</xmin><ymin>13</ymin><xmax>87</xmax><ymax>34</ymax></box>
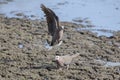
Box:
<box><xmin>0</xmin><ymin>16</ymin><xmax>120</xmax><ymax>80</ymax></box>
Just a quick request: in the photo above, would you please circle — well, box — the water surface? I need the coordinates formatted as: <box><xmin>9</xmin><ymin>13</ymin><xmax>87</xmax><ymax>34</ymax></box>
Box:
<box><xmin>95</xmin><ymin>60</ymin><xmax>120</xmax><ymax>67</ymax></box>
<box><xmin>0</xmin><ymin>0</ymin><xmax>120</xmax><ymax>36</ymax></box>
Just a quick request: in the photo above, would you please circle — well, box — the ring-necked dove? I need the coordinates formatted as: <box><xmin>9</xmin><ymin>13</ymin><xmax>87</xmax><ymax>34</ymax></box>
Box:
<box><xmin>55</xmin><ymin>53</ymin><xmax>80</xmax><ymax>70</ymax></box>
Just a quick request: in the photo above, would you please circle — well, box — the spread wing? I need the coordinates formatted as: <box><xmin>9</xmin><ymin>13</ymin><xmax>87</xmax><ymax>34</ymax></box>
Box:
<box><xmin>41</xmin><ymin>4</ymin><xmax>60</xmax><ymax>36</ymax></box>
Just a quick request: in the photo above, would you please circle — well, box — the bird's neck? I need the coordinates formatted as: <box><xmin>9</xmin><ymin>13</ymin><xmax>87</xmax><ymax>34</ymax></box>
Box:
<box><xmin>57</xmin><ymin>58</ymin><xmax>63</xmax><ymax>65</ymax></box>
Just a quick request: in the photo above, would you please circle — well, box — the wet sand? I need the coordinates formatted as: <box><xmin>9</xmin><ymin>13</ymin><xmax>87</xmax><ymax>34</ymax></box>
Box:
<box><xmin>0</xmin><ymin>16</ymin><xmax>120</xmax><ymax>80</ymax></box>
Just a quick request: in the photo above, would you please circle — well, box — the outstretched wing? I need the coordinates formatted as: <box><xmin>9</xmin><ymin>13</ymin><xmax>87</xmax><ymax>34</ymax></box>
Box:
<box><xmin>41</xmin><ymin>4</ymin><xmax>60</xmax><ymax>36</ymax></box>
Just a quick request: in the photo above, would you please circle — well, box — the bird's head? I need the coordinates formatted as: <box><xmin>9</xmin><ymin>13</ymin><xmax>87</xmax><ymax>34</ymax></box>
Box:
<box><xmin>55</xmin><ymin>56</ymin><xmax>60</xmax><ymax>60</ymax></box>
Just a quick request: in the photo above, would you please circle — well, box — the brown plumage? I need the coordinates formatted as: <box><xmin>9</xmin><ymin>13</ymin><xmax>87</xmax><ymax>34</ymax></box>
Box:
<box><xmin>41</xmin><ymin>4</ymin><xmax>64</xmax><ymax>46</ymax></box>
<box><xmin>55</xmin><ymin>53</ymin><xmax>80</xmax><ymax>70</ymax></box>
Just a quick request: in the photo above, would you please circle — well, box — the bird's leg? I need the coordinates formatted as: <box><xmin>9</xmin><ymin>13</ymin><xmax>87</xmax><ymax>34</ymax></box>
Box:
<box><xmin>50</xmin><ymin>36</ymin><xmax>55</xmax><ymax>46</ymax></box>
<box><xmin>46</xmin><ymin>39</ymin><xmax>50</xmax><ymax>44</ymax></box>
<box><xmin>56</xmin><ymin>64</ymin><xmax>60</xmax><ymax>69</ymax></box>
<box><xmin>56</xmin><ymin>64</ymin><xmax>63</xmax><ymax>70</ymax></box>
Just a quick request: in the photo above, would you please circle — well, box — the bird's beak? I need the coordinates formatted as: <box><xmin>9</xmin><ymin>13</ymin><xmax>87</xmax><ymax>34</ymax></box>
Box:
<box><xmin>52</xmin><ymin>60</ymin><xmax>56</xmax><ymax>62</ymax></box>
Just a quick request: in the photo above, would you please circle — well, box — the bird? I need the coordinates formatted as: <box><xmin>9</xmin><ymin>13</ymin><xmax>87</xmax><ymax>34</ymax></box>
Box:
<box><xmin>54</xmin><ymin>53</ymin><xmax>80</xmax><ymax>70</ymax></box>
<box><xmin>41</xmin><ymin>4</ymin><xmax>64</xmax><ymax>46</ymax></box>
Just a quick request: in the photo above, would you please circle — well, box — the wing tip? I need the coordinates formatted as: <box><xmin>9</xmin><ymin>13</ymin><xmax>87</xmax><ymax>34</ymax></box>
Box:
<box><xmin>40</xmin><ymin>4</ymin><xmax>46</xmax><ymax>9</ymax></box>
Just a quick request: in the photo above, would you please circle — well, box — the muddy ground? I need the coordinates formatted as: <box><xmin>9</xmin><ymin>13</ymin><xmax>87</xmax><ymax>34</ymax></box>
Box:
<box><xmin>0</xmin><ymin>15</ymin><xmax>120</xmax><ymax>80</ymax></box>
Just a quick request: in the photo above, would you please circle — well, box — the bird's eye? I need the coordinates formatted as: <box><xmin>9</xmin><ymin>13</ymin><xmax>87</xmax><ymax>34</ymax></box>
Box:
<box><xmin>55</xmin><ymin>56</ymin><xmax>59</xmax><ymax>59</ymax></box>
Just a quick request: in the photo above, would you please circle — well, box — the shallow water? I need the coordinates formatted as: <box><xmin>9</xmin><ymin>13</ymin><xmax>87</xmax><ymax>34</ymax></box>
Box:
<box><xmin>95</xmin><ymin>60</ymin><xmax>120</xmax><ymax>67</ymax></box>
<box><xmin>105</xmin><ymin>62</ymin><xmax>120</xmax><ymax>67</ymax></box>
<box><xmin>0</xmin><ymin>0</ymin><xmax>120</xmax><ymax>36</ymax></box>
<box><xmin>76</xmin><ymin>28</ymin><xmax>114</xmax><ymax>37</ymax></box>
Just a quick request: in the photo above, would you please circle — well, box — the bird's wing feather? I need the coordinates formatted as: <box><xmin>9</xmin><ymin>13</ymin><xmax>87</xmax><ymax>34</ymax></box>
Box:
<box><xmin>41</xmin><ymin>4</ymin><xmax>60</xmax><ymax>36</ymax></box>
<box><xmin>61</xmin><ymin>55</ymin><xmax>73</xmax><ymax>64</ymax></box>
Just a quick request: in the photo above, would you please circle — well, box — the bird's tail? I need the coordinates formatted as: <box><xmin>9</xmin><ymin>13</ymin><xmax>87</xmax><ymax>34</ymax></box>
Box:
<box><xmin>71</xmin><ymin>53</ymin><xmax>80</xmax><ymax>59</ymax></box>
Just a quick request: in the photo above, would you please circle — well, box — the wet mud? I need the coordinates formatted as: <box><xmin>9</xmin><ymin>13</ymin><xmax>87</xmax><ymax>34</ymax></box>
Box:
<box><xmin>0</xmin><ymin>16</ymin><xmax>120</xmax><ymax>80</ymax></box>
